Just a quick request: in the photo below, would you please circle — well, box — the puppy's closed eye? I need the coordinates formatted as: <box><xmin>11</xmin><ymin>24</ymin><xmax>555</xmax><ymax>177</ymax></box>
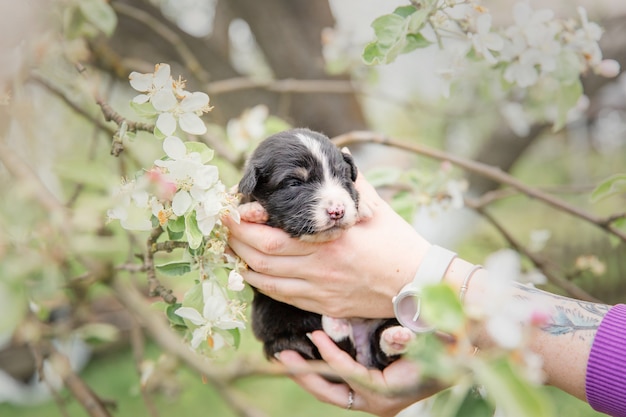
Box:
<box><xmin>282</xmin><ymin>177</ymin><xmax>304</xmax><ymax>188</ymax></box>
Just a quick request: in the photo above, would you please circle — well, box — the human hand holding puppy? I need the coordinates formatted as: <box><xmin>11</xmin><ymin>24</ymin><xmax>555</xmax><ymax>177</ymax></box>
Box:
<box><xmin>226</xmin><ymin>170</ymin><xmax>431</xmax><ymax>320</ymax></box>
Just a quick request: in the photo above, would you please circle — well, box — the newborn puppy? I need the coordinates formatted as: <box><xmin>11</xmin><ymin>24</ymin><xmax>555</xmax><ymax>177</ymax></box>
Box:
<box><xmin>238</xmin><ymin>128</ymin><xmax>414</xmax><ymax>370</ymax></box>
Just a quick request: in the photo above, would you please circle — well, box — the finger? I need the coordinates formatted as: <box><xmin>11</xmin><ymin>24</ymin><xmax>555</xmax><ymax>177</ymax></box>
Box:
<box><xmin>241</xmin><ymin>269</ymin><xmax>313</xmax><ymax>305</ymax></box>
<box><xmin>308</xmin><ymin>331</ymin><xmax>369</xmax><ymax>379</ymax></box>
<box><xmin>225</xmin><ymin>217</ymin><xmax>316</xmax><ymax>257</ymax></box>
<box><xmin>228</xmin><ymin>235</ymin><xmax>315</xmax><ymax>279</ymax></box>
<box><xmin>277</xmin><ymin>350</ymin><xmax>354</xmax><ymax>409</ymax></box>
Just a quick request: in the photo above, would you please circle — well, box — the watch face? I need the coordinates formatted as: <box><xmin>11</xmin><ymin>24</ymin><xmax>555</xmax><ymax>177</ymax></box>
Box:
<box><xmin>394</xmin><ymin>291</ymin><xmax>435</xmax><ymax>333</ymax></box>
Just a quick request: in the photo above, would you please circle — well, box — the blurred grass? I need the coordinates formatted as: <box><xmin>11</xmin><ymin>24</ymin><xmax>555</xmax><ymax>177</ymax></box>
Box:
<box><xmin>0</xmin><ymin>339</ymin><xmax>369</xmax><ymax>417</ymax></box>
<box><xmin>0</xmin><ymin>341</ymin><xmax>604</xmax><ymax>417</ymax></box>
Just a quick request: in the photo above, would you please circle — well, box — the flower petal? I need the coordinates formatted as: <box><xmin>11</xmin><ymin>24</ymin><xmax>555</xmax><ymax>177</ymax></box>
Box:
<box><xmin>172</xmin><ymin>191</ymin><xmax>192</xmax><ymax>216</ymax></box>
<box><xmin>153</xmin><ymin>63</ymin><xmax>172</xmax><ymax>88</ymax></box>
<box><xmin>132</xmin><ymin>94</ymin><xmax>150</xmax><ymax>104</ymax></box>
<box><xmin>190</xmin><ymin>327</ymin><xmax>208</xmax><ymax>349</ymax></box>
<box><xmin>228</xmin><ymin>270</ymin><xmax>245</xmax><ymax>292</ymax></box>
<box><xmin>174</xmin><ymin>307</ymin><xmax>206</xmax><ymax>326</ymax></box>
<box><xmin>156</xmin><ymin>112</ymin><xmax>177</xmax><ymax>136</ymax></box>
<box><xmin>129</xmin><ymin>72</ymin><xmax>153</xmax><ymax>92</ymax></box>
<box><xmin>180</xmin><ymin>92</ymin><xmax>210</xmax><ymax>112</ymax></box>
<box><xmin>152</xmin><ymin>89</ymin><xmax>177</xmax><ymax>112</ymax></box>
<box><xmin>179</xmin><ymin>112</ymin><xmax>207</xmax><ymax>135</ymax></box>
<box><xmin>162</xmin><ymin>136</ymin><xmax>187</xmax><ymax>160</ymax></box>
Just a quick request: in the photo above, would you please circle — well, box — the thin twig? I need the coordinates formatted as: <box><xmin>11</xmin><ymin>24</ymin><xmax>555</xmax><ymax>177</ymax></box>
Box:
<box><xmin>29</xmin><ymin>73</ymin><xmax>115</xmax><ymax>136</ymax></box>
<box><xmin>332</xmin><ymin>131</ymin><xmax>626</xmax><ymax>243</ymax></box>
<box><xmin>96</xmin><ymin>98</ymin><xmax>155</xmax><ymax>133</ymax></box>
<box><xmin>129</xmin><ymin>316</ymin><xmax>160</xmax><ymax>417</ymax></box>
<box><xmin>465</xmin><ymin>198</ymin><xmax>601</xmax><ymax>303</ymax></box>
<box><xmin>44</xmin><ymin>343</ymin><xmax>114</xmax><ymax>417</ymax></box>
<box><xmin>29</xmin><ymin>343</ymin><xmax>71</xmax><ymax>417</ymax></box>
<box><xmin>111</xmin><ymin>1</ymin><xmax>210</xmax><ymax>85</ymax></box>
<box><xmin>144</xmin><ymin>227</ymin><xmax>177</xmax><ymax>304</ymax></box>
<box><xmin>112</xmin><ymin>279</ymin><xmax>270</xmax><ymax>417</ymax></box>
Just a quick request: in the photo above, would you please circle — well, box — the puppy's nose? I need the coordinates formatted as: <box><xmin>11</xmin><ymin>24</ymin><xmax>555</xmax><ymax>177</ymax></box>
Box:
<box><xmin>327</xmin><ymin>205</ymin><xmax>345</xmax><ymax>220</ymax></box>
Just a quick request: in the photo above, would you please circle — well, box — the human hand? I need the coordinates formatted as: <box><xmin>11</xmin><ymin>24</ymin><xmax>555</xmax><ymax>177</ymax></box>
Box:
<box><xmin>224</xmin><ymin>172</ymin><xmax>431</xmax><ymax>319</ymax></box>
<box><xmin>276</xmin><ymin>330</ymin><xmax>441</xmax><ymax>417</ymax></box>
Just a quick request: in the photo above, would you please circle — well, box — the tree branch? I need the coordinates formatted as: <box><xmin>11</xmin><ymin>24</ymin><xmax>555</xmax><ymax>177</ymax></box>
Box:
<box><xmin>465</xmin><ymin>198</ymin><xmax>602</xmax><ymax>303</ymax></box>
<box><xmin>332</xmin><ymin>131</ymin><xmax>626</xmax><ymax>243</ymax></box>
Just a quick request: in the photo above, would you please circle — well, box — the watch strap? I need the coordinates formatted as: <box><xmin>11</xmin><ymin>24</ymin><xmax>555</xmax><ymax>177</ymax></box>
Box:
<box><xmin>392</xmin><ymin>245</ymin><xmax>457</xmax><ymax>332</ymax></box>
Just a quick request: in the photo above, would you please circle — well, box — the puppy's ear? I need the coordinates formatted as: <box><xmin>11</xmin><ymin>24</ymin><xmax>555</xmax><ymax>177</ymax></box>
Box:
<box><xmin>238</xmin><ymin>163</ymin><xmax>259</xmax><ymax>196</ymax></box>
<box><xmin>341</xmin><ymin>147</ymin><xmax>358</xmax><ymax>182</ymax></box>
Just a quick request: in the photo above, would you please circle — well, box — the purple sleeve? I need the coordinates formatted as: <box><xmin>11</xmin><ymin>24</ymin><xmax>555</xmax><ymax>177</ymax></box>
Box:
<box><xmin>585</xmin><ymin>304</ymin><xmax>626</xmax><ymax>417</ymax></box>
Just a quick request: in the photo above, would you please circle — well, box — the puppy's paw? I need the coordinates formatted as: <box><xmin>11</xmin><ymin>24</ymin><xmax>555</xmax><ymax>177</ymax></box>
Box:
<box><xmin>237</xmin><ymin>202</ymin><xmax>269</xmax><ymax>223</ymax></box>
<box><xmin>380</xmin><ymin>326</ymin><xmax>415</xmax><ymax>356</ymax></box>
<box><xmin>322</xmin><ymin>315</ymin><xmax>353</xmax><ymax>342</ymax></box>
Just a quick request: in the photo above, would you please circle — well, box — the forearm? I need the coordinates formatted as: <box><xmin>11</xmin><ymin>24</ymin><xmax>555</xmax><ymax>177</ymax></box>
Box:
<box><xmin>443</xmin><ymin>259</ymin><xmax>609</xmax><ymax>400</ymax></box>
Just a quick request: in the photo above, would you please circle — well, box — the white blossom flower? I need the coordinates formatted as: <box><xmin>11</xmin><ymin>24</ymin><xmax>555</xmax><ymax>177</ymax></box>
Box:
<box><xmin>154</xmin><ymin>136</ymin><xmax>220</xmax><ymax>217</ymax></box>
<box><xmin>107</xmin><ymin>180</ymin><xmax>153</xmax><ymax>231</ymax></box>
<box><xmin>175</xmin><ymin>281</ymin><xmax>245</xmax><ymax>350</ymax></box>
<box><xmin>129</xmin><ymin>63</ymin><xmax>177</xmax><ymax>110</ymax></box>
<box><xmin>156</xmin><ymin>91</ymin><xmax>212</xmax><ymax>136</ymax></box>
<box><xmin>226</xmin><ymin>105</ymin><xmax>269</xmax><ymax>152</ymax></box>
<box><xmin>468</xmin><ymin>13</ymin><xmax>504</xmax><ymax>65</ymax></box>
<box><xmin>569</xmin><ymin>7</ymin><xmax>606</xmax><ymax>71</ymax></box>
<box><xmin>500</xmin><ymin>2</ymin><xmax>562</xmax><ymax>87</ymax></box>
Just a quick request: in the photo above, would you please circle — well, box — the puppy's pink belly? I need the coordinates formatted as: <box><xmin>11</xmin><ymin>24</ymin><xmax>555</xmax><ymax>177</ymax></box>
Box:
<box><xmin>351</xmin><ymin>319</ymin><xmax>375</xmax><ymax>366</ymax></box>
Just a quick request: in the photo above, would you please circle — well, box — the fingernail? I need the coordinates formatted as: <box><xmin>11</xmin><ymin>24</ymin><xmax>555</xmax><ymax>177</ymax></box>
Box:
<box><xmin>305</xmin><ymin>332</ymin><xmax>313</xmax><ymax>342</ymax></box>
<box><xmin>274</xmin><ymin>352</ymin><xmax>282</xmax><ymax>360</ymax></box>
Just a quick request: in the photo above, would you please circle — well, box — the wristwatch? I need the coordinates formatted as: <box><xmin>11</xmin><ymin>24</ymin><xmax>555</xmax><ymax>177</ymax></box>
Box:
<box><xmin>392</xmin><ymin>245</ymin><xmax>457</xmax><ymax>332</ymax></box>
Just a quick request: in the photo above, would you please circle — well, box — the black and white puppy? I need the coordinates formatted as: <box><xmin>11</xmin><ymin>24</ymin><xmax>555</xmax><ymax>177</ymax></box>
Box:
<box><xmin>238</xmin><ymin>128</ymin><xmax>414</xmax><ymax>370</ymax></box>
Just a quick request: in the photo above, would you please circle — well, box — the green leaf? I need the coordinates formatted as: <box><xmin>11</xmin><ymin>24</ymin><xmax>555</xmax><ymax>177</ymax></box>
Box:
<box><xmin>167</xmin><ymin>228</ymin><xmax>185</xmax><ymax>241</ymax></box>
<box><xmin>167</xmin><ymin>215</ymin><xmax>186</xmax><ymax>233</ymax></box>
<box><xmin>185</xmin><ymin>211</ymin><xmax>204</xmax><ymax>250</ymax></box>
<box><xmin>552</xmin><ymin>78</ymin><xmax>582</xmax><ymax>132</ymax></box>
<box><xmin>166</xmin><ymin>303</ymin><xmax>186</xmax><ymax>327</ymax></box>
<box><xmin>404</xmin><ymin>33</ymin><xmax>432</xmax><ymax>54</ymax></box>
<box><xmin>405</xmin><ymin>8</ymin><xmax>431</xmax><ymax>33</ymax></box>
<box><xmin>371</xmin><ymin>13</ymin><xmax>407</xmax><ymax>44</ymax></box>
<box><xmin>156</xmin><ymin>261</ymin><xmax>192</xmax><ymax>276</ymax></box>
<box><xmin>474</xmin><ymin>358</ymin><xmax>554</xmax><ymax>417</ymax></box>
<box><xmin>420</xmin><ymin>283</ymin><xmax>465</xmax><ymax>333</ymax></box>
<box><xmin>392</xmin><ymin>5</ymin><xmax>417</xmax><ymax>18</ymax></box>
<box><xmin>63</xmin><ymin>7</ymin><xmax>92</xmax><ymax>39</ymax></box>
<box><xmin>590</xmin><ymin>173</ymin><xmax>626</xmax><ymax>203</ymax></box>
<box><xmin>362</xmin><ymin>42</ymin><xmax>387</xmax><ymax>65</ymax></box>
<box><xmin>79</xmin><ymin>0</ymin><xmax>118</xmax><ymax>37</ymax></box>
<box><xmin>228</xmin><ymin>328</ymin><xmax>241</xmax><ymax>349</ymax></box>
<box><xmin>185</xmin><ymin>142</ymin><xmax>214</xmax><ymax>163</ymax></box>
<box><xmin>553</xmin><ymin>50</ymin><xmax>582</xmax><ymax>85</ymax></box>
<box><xmin>362</xmin><ymin>5</ymin><xmax>433</xmax><ymax>65</ymax></box>
<box><xmin>453</xmin><ymin>389</ymin><xmax>494</xmax><ymax>417</ymax></box>
<box><xmin>431</xmin><ymin>386</ymin><xmax>495</xmax><ymax>417</ymax></box>
<box><xmin>129</xmin><ymin>100</ymin><xmax>158</xmax><ymax>118</ymax></box>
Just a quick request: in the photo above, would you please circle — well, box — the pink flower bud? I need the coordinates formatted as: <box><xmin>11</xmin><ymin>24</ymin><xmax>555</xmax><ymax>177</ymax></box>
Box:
<box><xmin>595</xmin><ymin>59</ymin><xmax>621</xmax><ymax>78</ymax></box>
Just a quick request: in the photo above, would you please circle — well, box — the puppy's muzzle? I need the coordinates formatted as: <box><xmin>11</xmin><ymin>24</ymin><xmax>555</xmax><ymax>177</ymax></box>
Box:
<box><xmin>327</xmin><ymin>203</ymin><xmax>345</xmax><ymax>220</ymax></box>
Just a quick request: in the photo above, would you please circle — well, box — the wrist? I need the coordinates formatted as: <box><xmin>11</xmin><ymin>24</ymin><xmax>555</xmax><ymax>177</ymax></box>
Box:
<box><xmin>392</xmin><ymin>245</ymin><xmax>458</xmax><ymax>332</ymax></box>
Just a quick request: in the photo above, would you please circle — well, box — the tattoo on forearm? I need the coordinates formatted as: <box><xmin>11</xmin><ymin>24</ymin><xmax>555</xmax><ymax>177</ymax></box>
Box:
<box><xmin>511</xmin><ymin>282</ymin><xmax>610</xmax><ymax>344</ymax></box>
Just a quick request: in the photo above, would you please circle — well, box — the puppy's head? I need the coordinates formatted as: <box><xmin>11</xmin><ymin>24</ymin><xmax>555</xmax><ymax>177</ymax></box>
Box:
<box><xmin>239</xmin><ymin>128</ymin><xmax>359</xmax><ymax>242</ymax></box>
